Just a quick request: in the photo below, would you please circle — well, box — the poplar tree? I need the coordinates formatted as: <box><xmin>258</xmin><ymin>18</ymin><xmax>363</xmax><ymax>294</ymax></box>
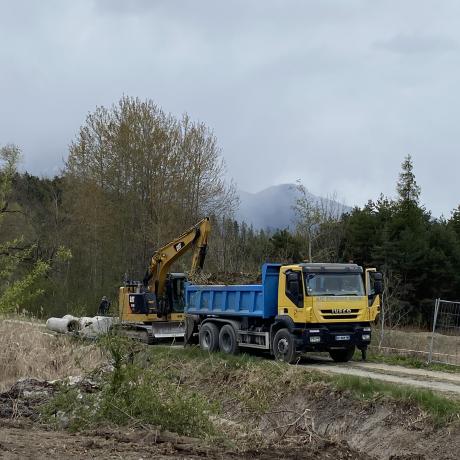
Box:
<box><xmin>63</xmin><ymin>96</ymin><xmax>237</xmax><ymax>306</ymax></box>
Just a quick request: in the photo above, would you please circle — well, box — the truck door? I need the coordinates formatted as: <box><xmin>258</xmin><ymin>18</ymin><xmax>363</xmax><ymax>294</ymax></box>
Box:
<box><xmin>281</xmin><ymin>269</ymin><xmax>305</xmax><ymax>323</ymax></box>
<box><xmin>365</xmin><ymin>268</ymin><xmax>381</xmax><ymax>320</ymax></box>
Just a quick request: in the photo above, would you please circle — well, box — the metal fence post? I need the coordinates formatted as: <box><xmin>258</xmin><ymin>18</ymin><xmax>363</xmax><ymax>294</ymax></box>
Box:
<box><xmin>428</xmin><ymin>298</ymin><xmax>440</xmax><ymax>363</ymax></box>
<box><xmin>379</xmin><ymin>290</ymin><xmax>385</xmax><ymax>349</ymax></box>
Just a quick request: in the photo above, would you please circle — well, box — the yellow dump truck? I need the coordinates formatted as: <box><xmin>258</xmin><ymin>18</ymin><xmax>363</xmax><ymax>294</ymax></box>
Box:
<box><xmin>184</xmin><ymin>262</ymin><xmax>382</xmax><ymax>363</ymax></box>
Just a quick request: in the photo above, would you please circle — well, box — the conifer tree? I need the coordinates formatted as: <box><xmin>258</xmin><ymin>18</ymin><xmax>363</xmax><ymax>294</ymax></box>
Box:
<box><xmin>397</xmin><ymin>154</ymin><xmax>421</xmax><ymax>204</ymax></box>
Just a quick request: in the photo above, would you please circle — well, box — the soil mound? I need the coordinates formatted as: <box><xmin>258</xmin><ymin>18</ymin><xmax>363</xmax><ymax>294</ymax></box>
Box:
<box><xmin>189</xmin><ymin>271</ymin><xmax>261</xmax><ymax>285</ymax></box>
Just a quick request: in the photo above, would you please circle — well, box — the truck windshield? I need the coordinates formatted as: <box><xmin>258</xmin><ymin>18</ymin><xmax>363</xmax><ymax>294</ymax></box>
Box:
<box><xmin>304</xmin><ymin>273</ymin><xmax>364</xmax><ymax>296</ymax></box>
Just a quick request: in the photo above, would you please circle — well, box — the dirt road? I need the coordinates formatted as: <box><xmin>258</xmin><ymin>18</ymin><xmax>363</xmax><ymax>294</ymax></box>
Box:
<box><xmin>0</xmin><ymin>419</ymin><xmax>367</xmax><ymax>460</ymax></box>
<box><xmin>302</xmin><ymin>356</ymin><xmax>460</xmax><ymax>395</ymax></box>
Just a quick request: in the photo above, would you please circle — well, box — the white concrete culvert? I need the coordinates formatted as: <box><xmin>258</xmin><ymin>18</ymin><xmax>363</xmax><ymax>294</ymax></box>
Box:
<box><xmin>46</xmin><ymin>315</ymin><xmax>80</xmax><ymax>334</ymax></box>
<box><xmin>46</xmin><ymin>315</ymin><xmax>118</xmax><ymax>338</ymax></box>
<box><xmin>302</xmin><ymin>358</ymin><xmax>460</xmax><ymax>396</ymax></box>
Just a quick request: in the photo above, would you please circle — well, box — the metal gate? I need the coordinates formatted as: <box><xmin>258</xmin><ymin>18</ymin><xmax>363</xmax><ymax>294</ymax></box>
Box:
<box><xmin>428</xmin><ymin>298</ymin><xmax>460</xmax><ymax>366</ymax></box>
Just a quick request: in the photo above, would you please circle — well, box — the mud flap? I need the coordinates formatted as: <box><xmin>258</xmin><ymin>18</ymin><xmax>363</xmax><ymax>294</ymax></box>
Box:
<box><xmin>184</xmin><ymin>315</ymin><xmax>198</xmax><ymax>346</ymax></box>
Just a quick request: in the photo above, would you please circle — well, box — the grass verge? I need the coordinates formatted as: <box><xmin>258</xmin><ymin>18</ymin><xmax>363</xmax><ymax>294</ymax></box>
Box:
<box><xmin>40</xmin><ymin>340</ymin><xmax>460</xmax><ymax>438</ymax></box>
<box><xmin>329</xmin><ymin>373</ymin><xmax>460</xmax><ymax>425</ymax></box>
<box><xmin>144</xmin><ymin>346</ymin><xmax>460</xmax><ymax>426</ymax></box>
<box><xmin>360</xmin><ymin>350</ymin><xmax>460</xmax><ymax>373</ymax></box>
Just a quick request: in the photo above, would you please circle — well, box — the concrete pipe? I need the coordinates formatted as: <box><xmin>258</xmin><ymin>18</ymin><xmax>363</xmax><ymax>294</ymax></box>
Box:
<box><xmin>46</xmin><ymin>315</ymin><xmax>81</xmax><ymax>334</ymax></box>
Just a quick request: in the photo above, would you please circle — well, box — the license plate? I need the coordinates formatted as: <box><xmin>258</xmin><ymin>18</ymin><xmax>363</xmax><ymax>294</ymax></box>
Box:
<box><xmin>335</xmin><ymin>335</ymin><xmax>350</xmax><ymax>341</ymax></box>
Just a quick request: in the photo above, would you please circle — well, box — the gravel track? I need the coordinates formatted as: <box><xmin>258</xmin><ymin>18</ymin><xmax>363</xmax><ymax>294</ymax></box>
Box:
<box><xmin>302</xmin><ymin>357</ymin><xmax>460</xmax><ymax>395</ymax></box>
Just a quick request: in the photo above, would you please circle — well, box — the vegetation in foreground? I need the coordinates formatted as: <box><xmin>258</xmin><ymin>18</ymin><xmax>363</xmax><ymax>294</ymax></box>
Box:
<box><xmin>0</xmin><ymin>318</ymin><xmax>105</xmax><ymax>392</ymax></box>
<box><xmin>331</xmin><ymin>373</ymin><xmax>460</xmax><ymax>425</ymax></box>
<box><xmin>41</xmin><ymin>336</ymin><xmax>216</xmax><ymax>437</ymax></box>
<box><xmin>40</xmin><ymin>338</ymin><xmax>460</xmax><ymax>439</ymax></box>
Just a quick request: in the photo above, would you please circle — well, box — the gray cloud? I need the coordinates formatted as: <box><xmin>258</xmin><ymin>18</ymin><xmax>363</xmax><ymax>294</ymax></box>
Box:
<box><xmin>1</xmin><ymin>0</ymin><xmax>460</xmax><ymax>217</ymax></box>
<box><xmin>374</xmin><ymin>34</ymin><xmax>457</xmax><ymax>54</ymax></box>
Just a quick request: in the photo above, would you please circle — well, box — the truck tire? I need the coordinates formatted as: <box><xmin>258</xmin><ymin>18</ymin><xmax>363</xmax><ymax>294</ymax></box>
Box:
<box><xmin>329</xmin><ymin>346</ymin><xmax>355</xmax><ymax>363</ymax></box>
<box><xmin>219</xmin><ymin>324</ymin><xmax>239</xmax><ymax>355</ymax></box>
<box><xmin>273</xmin><ymin>328</ymin><xmax>298</xmax><ymax>364</ymax></box>
<box><xmin>199</xmin><ymin>322</ymin><xmax>220</xmax><ymax>352</ymax></box>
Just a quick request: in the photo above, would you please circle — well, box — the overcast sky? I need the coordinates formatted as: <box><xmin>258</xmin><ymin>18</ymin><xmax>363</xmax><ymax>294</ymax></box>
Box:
<box><xmin>1</xmin><ymin>1</ymin><xmax>459</xmax><ymax>216</ymax></box>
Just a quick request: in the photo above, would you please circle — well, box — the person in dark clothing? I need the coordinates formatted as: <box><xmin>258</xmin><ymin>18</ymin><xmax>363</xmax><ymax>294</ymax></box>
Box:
<box><xmin>98</xmin><ymin>296</ymin><xmax>110</xmax><ymax>316</ymax></box>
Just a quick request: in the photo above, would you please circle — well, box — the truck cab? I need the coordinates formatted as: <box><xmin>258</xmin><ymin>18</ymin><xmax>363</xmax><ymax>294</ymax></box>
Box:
<box><xmin>281</xmin><ymin>263</ymin><xmax>380</xmax><ymax>323</ymax></box>
<box><xmin>276</xmin><ymin>263</ymin><xmax>381</xmax><ymax>362</ymax></box>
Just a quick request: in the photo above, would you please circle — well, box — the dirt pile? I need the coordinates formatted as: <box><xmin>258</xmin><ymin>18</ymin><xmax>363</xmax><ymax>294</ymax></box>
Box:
<box><xmin>259</xmin><ymin>387</ymin><xmax>460</xmax><ymax>460</ymax></box>
<box><xmin>0</xmin><ymin>377</ymin><xmax>368</xmax><ymax>460</ymax></box>
<box><xmin>0</xmin><ymin>418</ymin><xmax>369</xmax><ymax>460</ymax></box>
<box><xmin>0</xmin><ymin>377</ymin><xmax>99</xmax><ymax>421</ymax></box>
<box><xmin>189</xmin><ymin>271</ymin><xmax>261</xmax><ymax>285</ymax></box>
<box><xmin>0</xmin><ymin>379</ymin><xmax>56</xmax><ymax>420</ymax></box>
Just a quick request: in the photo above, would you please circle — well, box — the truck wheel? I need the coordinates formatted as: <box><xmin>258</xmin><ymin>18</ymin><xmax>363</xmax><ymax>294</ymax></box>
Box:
<box><xmin>329</xmin><ymin>346</ymin><xmax>355</xmax><ymax>363</ymax></box>
<box><xmin>199</xmin><ymin>322</ymin><xmax>219</xmax><ymax>352</ymax></box>
<box><xmin>273</xmin><ymin>328</ymin><xmax>298</xmax><ymax>364</ymax></box>
<box><xmin>219</xmin><ymin>324</ymin><xmax>239</xmax><ymax>355</ymax></box>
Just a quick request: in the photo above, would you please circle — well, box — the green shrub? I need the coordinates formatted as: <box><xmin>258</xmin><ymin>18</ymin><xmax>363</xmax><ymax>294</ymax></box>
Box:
<box><xmin>41</xmin><ymin>334</ymin><xmax>216</xmax><ymax>437</ymax></box>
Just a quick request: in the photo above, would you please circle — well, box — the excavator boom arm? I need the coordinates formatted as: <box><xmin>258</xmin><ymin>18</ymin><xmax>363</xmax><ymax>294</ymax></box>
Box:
<box><xmin>144</xmin><ymin>217</ymin><xmax>211</xmax><ymax>297</ymax></box>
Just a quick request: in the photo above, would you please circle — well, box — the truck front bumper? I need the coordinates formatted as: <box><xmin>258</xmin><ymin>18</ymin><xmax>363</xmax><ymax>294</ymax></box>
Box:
<box><xmin>296</xmin><ymin>323</ymin><xmax>372</xmax><ymax>352</ymax></box>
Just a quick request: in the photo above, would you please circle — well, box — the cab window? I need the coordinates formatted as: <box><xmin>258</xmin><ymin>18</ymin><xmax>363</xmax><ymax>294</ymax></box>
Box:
<box><xmin>285</xmin><ymin>271</ymin><xmax>304</xmax><ymax>306</ymax></box>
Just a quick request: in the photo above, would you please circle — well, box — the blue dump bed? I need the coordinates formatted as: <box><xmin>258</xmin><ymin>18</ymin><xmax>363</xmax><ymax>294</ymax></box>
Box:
<box><xmin>185</xmin><ymin>264</ymin><xmax>281</xmax><ymax>319</ymax></box>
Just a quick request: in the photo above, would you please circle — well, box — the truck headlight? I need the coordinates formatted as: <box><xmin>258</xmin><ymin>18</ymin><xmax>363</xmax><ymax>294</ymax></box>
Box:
<box><xmin>362</xmin><ymin>334</ymin><xmax>371</xmax><ymax>341</ymax></box>
<box><xmin>363</xmin><ymin>327</ymin><xmax>371</xmax><ymax>332</ymax></box>
<box><xmin>309</xmin><ymin>329</ymin><xmax>320</xmax><ymax>333</ymax></box>
<box><xmin>310</xmin><ymin>336</ymin><xmax>321</xmax><ymax>343</ymax></box>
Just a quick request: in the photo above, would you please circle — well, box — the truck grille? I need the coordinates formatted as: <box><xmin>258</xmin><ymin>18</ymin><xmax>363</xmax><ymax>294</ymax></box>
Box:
<box><xmin>320</xmin><ymin>309</ymin><xmax>359</xmax><ymax>320</ymax></box>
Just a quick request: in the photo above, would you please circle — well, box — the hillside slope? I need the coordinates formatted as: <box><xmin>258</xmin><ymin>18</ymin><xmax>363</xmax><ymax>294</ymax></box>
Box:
<box><xmin>236</xmin><ymin>184</ymin><xmax>350</xmax><ymax>230</ymax></box>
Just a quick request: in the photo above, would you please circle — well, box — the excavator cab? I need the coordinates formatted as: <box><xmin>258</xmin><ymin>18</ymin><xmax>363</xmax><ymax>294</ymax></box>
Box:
<box><xmin>166</xmin><ymin>273</ymin><xmax>187</xmax><ymax>313</ymax></box>
<box><xmin>126</xmin><ymin>274</ymin><xmax>186</xmax><ymax>316</ymax></box>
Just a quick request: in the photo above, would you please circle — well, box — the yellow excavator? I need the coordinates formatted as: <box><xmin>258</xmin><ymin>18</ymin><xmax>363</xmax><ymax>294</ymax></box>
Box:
<box><xmin>118</xmin><ymin>217</ymin><xmax>211</xmax><ymax>343</ymax></box>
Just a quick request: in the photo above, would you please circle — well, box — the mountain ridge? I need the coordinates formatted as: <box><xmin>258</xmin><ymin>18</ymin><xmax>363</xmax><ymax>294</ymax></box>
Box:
<box><xmin>235</xmin><ymin>183</ymin><xmax>350</xmax><ymax>230</ymax></box>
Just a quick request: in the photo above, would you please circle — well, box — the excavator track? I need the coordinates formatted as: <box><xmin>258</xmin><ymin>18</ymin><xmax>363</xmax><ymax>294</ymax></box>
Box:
<box><xmin>111</xmin><ymin>324</ymin><xmax>155</xmax><ymax>344</ymax></box>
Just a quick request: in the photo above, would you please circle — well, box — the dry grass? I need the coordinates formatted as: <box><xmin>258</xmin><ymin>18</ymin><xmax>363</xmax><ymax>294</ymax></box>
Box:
<box><xmin>0</xmin><ymin>318</ymin><xmax>106</xmax><ymax>391</ymax></box>
<box><xmin>373</xmin><ymin>327</ymin><xmax>460</xmax><ymax>365</ymax></box>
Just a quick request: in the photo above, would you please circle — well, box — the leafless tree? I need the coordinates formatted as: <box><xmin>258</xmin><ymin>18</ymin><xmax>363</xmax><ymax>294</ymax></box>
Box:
<box><xmin>293</xmin><ymin>181</ymin><xmax>346</xmax><ymax>262</ymax></box>
<box><xmin>64</xmin><ymin>96</ymin><xmax>238</xmax><ymax>291</ymax></box>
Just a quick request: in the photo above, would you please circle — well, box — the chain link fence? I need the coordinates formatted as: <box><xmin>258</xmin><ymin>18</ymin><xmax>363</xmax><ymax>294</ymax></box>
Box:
<box><xmin>428</xmin><ymin>299</ymin><xmax>460</xmax><ymax>366</ymax></box>
<box><xmin>373</xmin><ymin>298</ymin><xmax>460</xmax><ymax>366</ymax></box>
